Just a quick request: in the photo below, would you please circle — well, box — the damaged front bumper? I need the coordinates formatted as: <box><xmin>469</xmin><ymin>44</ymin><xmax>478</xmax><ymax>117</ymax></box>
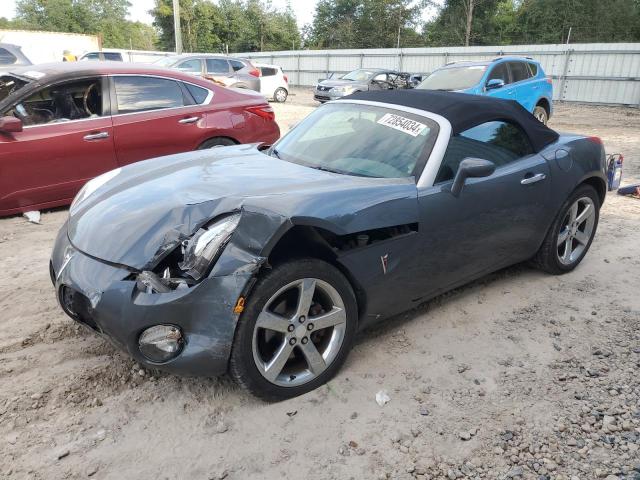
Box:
<box><xmin>50</xmin><ymin>221</ymin><xmax>254</xmax><ymax>376</ymax></box>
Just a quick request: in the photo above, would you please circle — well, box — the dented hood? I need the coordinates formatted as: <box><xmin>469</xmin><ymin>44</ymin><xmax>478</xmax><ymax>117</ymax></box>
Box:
<box><xmin>68</xmin><ymin>145</ymin><xmax>419</xmax><ymax>270</ymax></box>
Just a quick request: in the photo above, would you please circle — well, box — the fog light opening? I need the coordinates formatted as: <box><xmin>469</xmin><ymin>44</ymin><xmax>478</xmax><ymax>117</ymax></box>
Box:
<box><xmin>138</xmin><ymin>325</ymin><xmax>184</xmax><ymax>363</ymax></box>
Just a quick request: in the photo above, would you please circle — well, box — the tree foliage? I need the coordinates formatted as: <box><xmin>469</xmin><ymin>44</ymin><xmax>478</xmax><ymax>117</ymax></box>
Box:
<box><xmin>425</xmin><ymin>0</ymin><xmax>640</xmax><ymax>46</ymax></box>
<box><xmin>10</xmin><ymin>0</ymin><xmax>158</xmax><ymax>49</ymax></box>
<box><xmin>305</xmin><ymin>0</ymin><xmax>427</xmax><ymax>49</ymax></box>
<box><xmin>151</xmin><ymin>0</ymin><xmax>301</xmax><ymax>53</ymax></box>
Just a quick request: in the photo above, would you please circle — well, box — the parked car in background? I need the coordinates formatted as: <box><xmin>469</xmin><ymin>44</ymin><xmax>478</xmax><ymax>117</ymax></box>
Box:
<box><xmin>0</xmin><ymin>62</ymin><xmax>279</xmax><ymax>217</ymax></box>
<box><xmin>255</xmin><ymin>63</ymin><xmax>289</xmax><ymax>102</ymax></box>
<box><xmin>79</xmin><ymin>51</ymin><xmax>124</xmax><ymax>61</ymax></box>
<box><xmin>156</xmin><ymin>54</ymin><xmax>261</xmax><ymax>92</ymax></box>
<box><xmin>314</xmin><ymin>68</ymin><xmax>414</xmax><ymax>102</ymax></box>
<box><xmin>417</xmin><ymin>56</ymin><xmax>553</xmax><ymax>124</ymax></box>
<box><xmin>50</xmin><ymin>89</ymin><xmax>606</xmax><ymax>400</ymax></box>
<box><xmin>0</xmin><ymin>43</ymin><xmax>32</xmax><ymax>72</ymax></box>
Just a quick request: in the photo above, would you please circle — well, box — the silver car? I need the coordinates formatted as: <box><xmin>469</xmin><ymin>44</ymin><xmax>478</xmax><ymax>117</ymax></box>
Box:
<box><xmin>156</xmin><ymin>54</ymin><xmax>261</xmax><ymax>92</ymax></box>
<box><xmin>0</xmin><ymin>43</ymin><xmax>32</xmax><ymax>72</ymax></box>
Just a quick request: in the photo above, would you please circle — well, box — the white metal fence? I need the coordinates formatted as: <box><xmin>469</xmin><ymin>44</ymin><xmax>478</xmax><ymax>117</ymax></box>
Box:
<box><xmin>235</xmin><ymin>43</ymin><xmax>640</xmax><ymax>106</ymax></box>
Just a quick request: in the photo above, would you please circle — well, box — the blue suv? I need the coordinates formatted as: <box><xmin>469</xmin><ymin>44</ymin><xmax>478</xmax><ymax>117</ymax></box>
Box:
<box><xmin>417</xmin><ymin>57</ymin><xmax>553</xmax><ymax>124</ymax></box>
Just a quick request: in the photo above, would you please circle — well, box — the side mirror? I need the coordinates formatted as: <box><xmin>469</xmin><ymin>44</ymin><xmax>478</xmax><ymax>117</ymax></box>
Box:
<box><xmin>450</xmin><ymin>158</ymin><xmax>496</xmax><ymax>197</ymax></box>
<box><xmin>0</xmin><ymin>116</ymin><xmax>23</xmax><ymax>133</ymax></box>
<box><xmin>486</xmin><ymin>78</ymin><xmax>505</xmax><ymax>91</ymax></box>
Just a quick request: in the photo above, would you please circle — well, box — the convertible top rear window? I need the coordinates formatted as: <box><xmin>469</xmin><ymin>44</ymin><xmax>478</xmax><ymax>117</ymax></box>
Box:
<box><xmin>271</xmin><ymin>103</ymin><xmax>438</xmax><ymax>179</ymax></box>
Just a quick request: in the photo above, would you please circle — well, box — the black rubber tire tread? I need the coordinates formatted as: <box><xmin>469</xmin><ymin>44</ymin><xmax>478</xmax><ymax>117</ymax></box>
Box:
<box><xmin>197</xmin><ymin>137</ymin><xmax>236</xmax><ymax>149</ymax></box>
<box><xmin>531</xmin><ymin>184</ymin><xmax>599</xmax><ymax>275</ymax></box>
<box><xmin>229</xmin><ymin>258</ymin><xmax>357</xmax><ymax>401</ymax></box>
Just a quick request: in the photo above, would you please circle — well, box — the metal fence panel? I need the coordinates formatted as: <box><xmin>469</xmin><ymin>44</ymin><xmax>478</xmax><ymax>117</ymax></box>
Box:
<box><xmin>236</xmin><ymin>43</ymin><xmax>640</xmax><ymax>106</ymax></box>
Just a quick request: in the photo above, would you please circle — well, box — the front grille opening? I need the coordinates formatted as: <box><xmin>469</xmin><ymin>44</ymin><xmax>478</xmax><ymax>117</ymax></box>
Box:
<box><xmin>59</xmin><ymin>286</ymin><xmax>101</xmax><ymax>332</ymax></box>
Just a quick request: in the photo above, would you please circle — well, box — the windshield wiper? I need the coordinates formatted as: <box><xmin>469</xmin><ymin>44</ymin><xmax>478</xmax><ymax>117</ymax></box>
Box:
<box><xmin>311</xmin><ymin>165</ymin><xmax>374</xmax><ymax>178</ymax></box>
<box><xmin>270</xmin><ymin>148</ymin><xmax>281</xmax><ymax>159</ymax></box>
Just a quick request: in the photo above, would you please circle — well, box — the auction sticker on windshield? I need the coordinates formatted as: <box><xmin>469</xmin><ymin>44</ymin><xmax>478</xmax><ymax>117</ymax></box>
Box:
<box><xmin>377</xmin><ymin>113</ymin><xmax>427</xmax><ymax>137</ymax></box>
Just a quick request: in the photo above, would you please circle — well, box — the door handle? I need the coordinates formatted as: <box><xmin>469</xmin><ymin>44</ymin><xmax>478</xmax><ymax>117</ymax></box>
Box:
<box><xmin>179</xmin><ymin>116</ymin><xmax>200</xmax><ymax>124</ymax></box>
<box><xmin>521</xmin><ymin>173</ymin><xmax>546</xmax><ymax>185</ymax></box>
<box><xmin>83</xmin><ymin>131</ymin><xmax>109</xmax><ymax>141</ymax></box>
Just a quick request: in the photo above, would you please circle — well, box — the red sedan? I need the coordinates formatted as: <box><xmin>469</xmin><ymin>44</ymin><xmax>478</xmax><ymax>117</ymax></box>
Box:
<box><xmin>0</xmin><ymin>62</ymin><xmax>280</xmax><ymax>217</ymax></box>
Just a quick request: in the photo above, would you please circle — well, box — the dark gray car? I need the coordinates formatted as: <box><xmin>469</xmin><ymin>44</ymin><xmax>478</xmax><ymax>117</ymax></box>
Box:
<box><xmin>314</xmin><ymin>68</ymin><xmax>413</xmax><ymax>102</ymax></box>
<box><xmin>0</xmin><ymin>43</ymin><xmax>32</xmax><ymax>72</ymax></box>
<box><xmin>156</xmin><ymin>54</ymin><xmax>261</xmax><ymax>91</ymax></box>
<box><xmin>51</xmin><ymin>90</ymin><xmax>606</xmax><ymax>401</ymax></box>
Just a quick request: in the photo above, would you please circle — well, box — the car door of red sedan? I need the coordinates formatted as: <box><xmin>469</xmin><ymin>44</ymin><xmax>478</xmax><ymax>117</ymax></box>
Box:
<box><xmin>0</xmin><ymin>76</ymin><xmax>118</xmax><ymax>216</ymax></box>
<box><xmin>110</xmin><ymin>75</ymin><xmax>211</xmax><ymax>165</ymax></box>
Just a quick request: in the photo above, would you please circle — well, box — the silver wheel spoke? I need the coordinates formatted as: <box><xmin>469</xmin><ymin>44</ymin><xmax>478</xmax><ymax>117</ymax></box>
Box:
<box><xmin>574</xmin><ymin>230</ymin><xmax>589</xmax><ymax>245</ymax></box>
<box><xmin>296</xmin><ymin>279</ymin><xmax>316</xmax><ymax>318</ymax></box>
<box><xmin>299</xmin><ymin>341</ymin><xmax>326</xmax><ymax>374</ymax></box>
<box><xmin>568</xmin><ymin>203</ymin><xmax>579</xmax><ymax>223</ymax></box>
<box><xmin>557</xmin><ymin>229</ymin><xmax>570</xmax><ymax>247</ymax></box>
<box><xmin>575</xmin><ymin>203</ymin><xmax>592</xmax><ymax>225</ymax></box>
<box><xmin>256</xmin><ymin>311</ymin><xmax>291</xmax><ymax>333</ymax></box>
<box><xmin>562</xmin><ymin>238</ymin><xmax>573</xmax><ymax>262</ymax></box>
<box><xmin>263</xmin><ymin>341</ymin><xmax>294</xmax><ymax>382</ymax></box>
<box><xmin>311</xmin><ymin>307</ymin><xmax>346</xmax><ymax>331</ymax></box>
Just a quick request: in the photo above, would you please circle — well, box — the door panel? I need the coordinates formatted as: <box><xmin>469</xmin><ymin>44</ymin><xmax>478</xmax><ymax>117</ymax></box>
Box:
<box><xmin>0</xmin><ymin>118</ymin><xmax>117</xmax><ymax>213</ymax></box>
<box><xmin>110</xmin><ymin>75</ymin><xmax>207</xmax><ymax>165</ymax></box>
<box><xmin>416</xmin><ymin>155</ymin><xmax>551</xmax><ymax>294</ymax></box>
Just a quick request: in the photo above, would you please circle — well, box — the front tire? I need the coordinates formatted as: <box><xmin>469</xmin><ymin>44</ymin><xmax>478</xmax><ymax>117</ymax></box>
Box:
<box><xmin>532</xmin><ymin>184</ymin><xmax>600</xmax><ymax>274</ymax></box>
<box><xmin>229</xmin><ymin>258</ymin><xmax>357</xmax><ymax>401</ymax></box>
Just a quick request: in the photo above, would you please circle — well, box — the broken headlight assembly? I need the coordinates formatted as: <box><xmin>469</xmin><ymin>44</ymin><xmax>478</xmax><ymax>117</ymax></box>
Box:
<box><xmin>136</xmin><ymin>213</ymin><xmax>241</xmax><ymax>294</ymax></box>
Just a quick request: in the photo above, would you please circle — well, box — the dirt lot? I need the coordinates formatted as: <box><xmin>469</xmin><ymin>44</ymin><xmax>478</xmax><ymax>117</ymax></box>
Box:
<box><xmin>1</xmin><ymin>90</ymin><xmax>639</xmax><ymax>480</ymax></box>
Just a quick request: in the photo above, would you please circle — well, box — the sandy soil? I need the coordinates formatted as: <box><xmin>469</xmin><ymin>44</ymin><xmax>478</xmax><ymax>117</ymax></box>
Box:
<box><xmin>1</xmin><ymin>91</ymin><xmax>639</xmax><ymax>480</ymax></box>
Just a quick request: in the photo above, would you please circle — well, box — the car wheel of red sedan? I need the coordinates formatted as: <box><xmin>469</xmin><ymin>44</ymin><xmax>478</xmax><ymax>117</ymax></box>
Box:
<box><xmin>197</xmin><ymin>137</ymin><xmax>236</xmax><ymax>149</ymax></box>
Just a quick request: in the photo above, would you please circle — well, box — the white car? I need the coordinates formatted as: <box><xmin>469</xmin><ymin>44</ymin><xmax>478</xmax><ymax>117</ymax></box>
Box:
<box><xmin>255</xmin><ymin>63</ymin><xmax>289</xmax><ymax>102</ymax></box>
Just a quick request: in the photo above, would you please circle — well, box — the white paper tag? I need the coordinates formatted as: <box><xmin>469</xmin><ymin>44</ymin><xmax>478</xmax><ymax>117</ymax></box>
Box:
<box><xmin>377</xmin><ymin>113</ymin><xmax>427</xmax><ymax>137</ymax></box>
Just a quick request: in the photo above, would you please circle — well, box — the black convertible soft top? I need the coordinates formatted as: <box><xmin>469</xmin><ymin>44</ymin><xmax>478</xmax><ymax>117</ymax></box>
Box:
<box><xmin>344</xmin><ymin>89</ymin><xmax>559</xmax><ymax>153</ymax></box>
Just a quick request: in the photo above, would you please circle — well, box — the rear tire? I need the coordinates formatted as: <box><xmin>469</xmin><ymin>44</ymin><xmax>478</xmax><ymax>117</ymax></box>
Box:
<box><xmin>531</xmin><ymin>184</ymin><xmax>599</xmax><ymax>275</ymax></box>
<box><xmin>197</xmin><ymin>137</ymin><xmax>236</xmax><ymax>149</ymax></box>
<box><xmin>273</xmin><ymin>87</ymin><xmax>288</xmax><ymax>103</ymax></box>
<box><xmin>533</xmin><ymin>105</ymin><xmax>549</xmax><ymax>124</ymax></box>
<box><xmin>229</xmin><ymin>258</ymin><xmax>357</xmax><ymax>401</ymax></box>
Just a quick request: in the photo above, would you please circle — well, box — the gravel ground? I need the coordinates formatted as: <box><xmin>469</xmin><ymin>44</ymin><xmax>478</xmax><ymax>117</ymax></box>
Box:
<box><xmin>1</xmin><ymin>89</ymin><xmax>639</xmax><ymax>480</ymax></box>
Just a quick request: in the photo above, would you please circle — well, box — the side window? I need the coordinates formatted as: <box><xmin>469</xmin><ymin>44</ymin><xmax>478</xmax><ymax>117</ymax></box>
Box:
<box><xmin>527</xmin><ymin>63</ymin><xmax>538</xmax><ymax>77</ymax></box>
<box><xmin>177</xmin><ymin>59</ymin><xmax>202</xmax><ymax>73</ymax></box>
<box><xmin>372</xmin><ymin>73</ymin><xmax>388</xmax><ymax>82</ymax></box>
<box><xmin>103</xmin><ymin>52</ymin><xmax>123</xmax><ymax>62</ymax></box>
<box><xmin>487</xmin><ymin>63</ymin><xmax>509</xmax><ymax>84</ymax></box>
<box><xmin>0</xmin><ymin>48</ymin><xmax>17</xmax><ymax>65</ymax></box>
<box><xmin>184</xmin><ymin>82</ymin><xmax>209</xmax><ymax>104</ymax></box>
<box><xmin>114</xmin><ymin>76</ymin><xmax>185</xmax><ymax>114</ymax></box>
<box><xmin>9</xmin><ymin>78</ymin><xmax>103</xmax><ymax>126</ymax></box>
<box><xmin>206</xmin><ymin>59</ymin><xmax>230</xmax><ymax>74</ymax></box>
<box><xmin>435</xmin><ymin>121</ymin><xmax>534</xmax><ymax>183</ymax></box>
<box><xmin>260</xmin><ymin>67</ymin><xmax>277</xmax><ymax>77</ymax></box>
<box><xmin>229</xmin><ymin>59</ymin><xmax>245</xmax><ymax>72</ymax></box>
<box><xmin>509</xmin><ymin>62</ymin><xmax>531</xmax><ymax>83</ymax></box>
<box><xmin>82</xmin><ymin>52</ymin><xmax>100</xmax><ymax>61</ymax></box>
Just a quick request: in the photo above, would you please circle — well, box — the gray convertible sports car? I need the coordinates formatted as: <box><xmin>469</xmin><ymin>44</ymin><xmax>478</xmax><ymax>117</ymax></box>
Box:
<box><xmin>51</xmin><ymin>90</ymin><xmax>606</xmax><ymax>400</ymax></box>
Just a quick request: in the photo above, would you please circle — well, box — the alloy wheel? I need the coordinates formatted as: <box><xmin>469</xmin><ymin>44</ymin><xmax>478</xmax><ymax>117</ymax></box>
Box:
<box><xmin>275</xmin><ymin>88</ymin><xmax>287</xmax><ymax>102</ymax></box>
<box><xmin>252</xmin><ymin>278</ymin><xmax>347</xmax><ymax>387</ymax></box>
<box><xmin>557</xmin><ymin>196</ymin><xmax>596</xmax><ymax>265</ymax></box>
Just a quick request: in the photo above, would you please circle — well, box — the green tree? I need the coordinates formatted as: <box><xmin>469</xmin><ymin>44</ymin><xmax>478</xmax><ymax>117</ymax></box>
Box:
<box><xmin>13</xmin><ymin>0</ymin><xmax>159</xmax><ymax>49</ymax></box>
<box><xmin>151</xmin><ymin>0</ymin><xmax>301</xmax><ymax>53</ymax></box>
<box><xmin>307</xmin><ymin>0</ymin><xmax>428</xmax><ymax>49</ymax></box>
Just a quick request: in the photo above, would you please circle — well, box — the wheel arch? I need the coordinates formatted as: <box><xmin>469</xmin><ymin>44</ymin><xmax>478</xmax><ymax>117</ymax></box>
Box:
<box><xmin>536</xmin><ymin>97</ymin><xmax>551</xmax><ymax>116</ymax></box>
<box><xmin>197</xmin><ymin>135</ymin><xmax>239</xmax><ymax>149</ymax></box>
<box><xmin>579</xmin><ymin>175</ymin><xmax>606</xmax><ymax>206</ymax></box>
<box><xmin>261</xmin><ymin>224</ymin><xmax>367</xmax><ymax>321</ymax></box>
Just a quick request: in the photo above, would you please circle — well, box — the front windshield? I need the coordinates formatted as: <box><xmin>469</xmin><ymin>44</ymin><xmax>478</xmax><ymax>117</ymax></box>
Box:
<box><xmin>341</xmin><ymin>69</ymin><xmax>376</xmax><ymax>82</ymax></box>
<box><xmin>271</xmin><ymin>103</ymin><xmax>437</xmax><ymax>178</ymax></box>
<box><xmin>0</xmin><ymin>75</ymin><xmax>29</xmax><ymax>103</ymax></box>
<box><xmin>418</xmin><ymin>65</ymin><xmax>487</xmax><ymax>91</ymax></box>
